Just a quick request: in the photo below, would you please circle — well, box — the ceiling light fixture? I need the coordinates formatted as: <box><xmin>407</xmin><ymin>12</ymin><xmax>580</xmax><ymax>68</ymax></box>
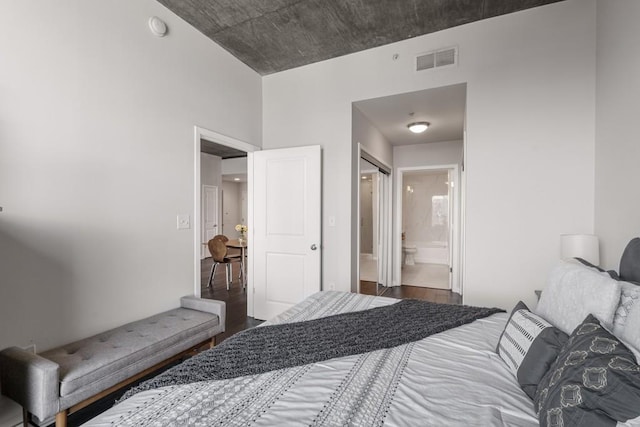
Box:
<box><xmin>407</xmin><ymin>121</ymin><xmax>430</xmax><ymax>134</ymax></box>
<box><xmin>234</xmin><ymin>177</ymin><xmax>240</xmax><ymax>181</ymax></box>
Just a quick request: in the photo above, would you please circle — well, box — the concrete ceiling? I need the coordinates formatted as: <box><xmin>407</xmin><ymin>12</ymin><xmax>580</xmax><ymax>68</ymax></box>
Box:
<box><xmin>157</xmin><ymin>0</ymin><xmax>564</xmax><ymax>75</ymax></box>
<box><xmin>354</xmin><ymin>83</ymin><xmax>466</xmax><ymax>146</ymax></box>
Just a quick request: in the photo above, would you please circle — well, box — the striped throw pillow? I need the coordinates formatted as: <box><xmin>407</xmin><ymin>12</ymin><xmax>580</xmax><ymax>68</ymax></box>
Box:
<box><xmin>497</xmin><ymin>301</ymin><xmax>568</xmax><ymax>399</ymax></box>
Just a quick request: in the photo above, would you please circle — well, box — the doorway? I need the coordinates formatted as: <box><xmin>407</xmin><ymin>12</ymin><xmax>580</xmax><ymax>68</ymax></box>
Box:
<box><xmin>396</xmin><ymin>165</ymin><xmax>461</xmax><ymax>295</ymax></box>
<box><xmin>195</xmin><ymin>127</ymin><xmax>323</xmax><ymax>320</ymax></box>
<box><xmin>193</xmin><ymin>127</ymin><xmax>257</xmax><ymax>298</ymax></box>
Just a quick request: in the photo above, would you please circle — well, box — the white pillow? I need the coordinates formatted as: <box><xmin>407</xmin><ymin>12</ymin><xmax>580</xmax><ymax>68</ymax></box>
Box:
<box><xmin>534</xmin><ymin>260</ymin><xmax>621</xmax><ymax>334</ymax></box>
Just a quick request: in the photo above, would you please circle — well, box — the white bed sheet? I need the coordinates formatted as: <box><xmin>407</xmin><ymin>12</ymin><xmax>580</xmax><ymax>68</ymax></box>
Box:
<box><xmin>85</xmin><ymin>292</ymin><xmax>540</xmax><ymax>426</ymax></box>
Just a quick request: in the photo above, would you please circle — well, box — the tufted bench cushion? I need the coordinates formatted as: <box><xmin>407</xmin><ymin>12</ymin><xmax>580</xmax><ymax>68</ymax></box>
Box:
<box><xmin>0</xmin><ymin>296</ymin><xmax>225</xmax><ymax>426</ymax></box>
<box><xmin>46</xmin><ymin>308</ymin><xmax>219</xmax><ymax>397</ymax></box>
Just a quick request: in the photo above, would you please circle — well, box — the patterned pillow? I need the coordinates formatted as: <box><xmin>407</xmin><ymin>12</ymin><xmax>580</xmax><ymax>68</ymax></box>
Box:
<box><xmin>621</xmin><ymin>296</ymin><xmax>640</xmax><ymax>359</ymax></box>
<box><xmin>534</xmin><ymin>314</ymin><xmax>640</xmax><ymax>427</ymax></box>
<box><xmin>497</xmin><ymin>301</ymin><xmax>568</xmax><ymax>399</ymax></box>
<box><xmin>613</xmin><ymin>281</ymin><xmax>640</xmax><ymax>336</ymax></box>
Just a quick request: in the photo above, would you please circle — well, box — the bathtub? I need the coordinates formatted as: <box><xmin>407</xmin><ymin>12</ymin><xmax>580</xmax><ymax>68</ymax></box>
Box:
<box><xmin>406</xmin><ymin>241</ymin><xmax>449</xmax><ymax>265</ymax></box>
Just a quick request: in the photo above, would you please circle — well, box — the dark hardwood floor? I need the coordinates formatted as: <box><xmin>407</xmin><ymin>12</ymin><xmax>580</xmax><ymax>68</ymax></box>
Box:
<box><xmin>360</xmin><ymin>280</ymin><xmax>462</xmax><ymax>304</ymax></box>
<box><xmin>201</xmin><ymin>258</ymin><xmax>463</xmax><ymax>346</ymax></box>
<box><xmin>200</xmin><ymin>256</ymin><xmax>263</xmax><ymax>343</ymax></box>
<box><xmin>381</xmin><ymin>284</ymin><xmax>462</xmax><ymax>304</ymax></box>
<box><xmin>359</xmin><ymin>280</ymin><xmax>386</xmax><ymax>296</ymax></box>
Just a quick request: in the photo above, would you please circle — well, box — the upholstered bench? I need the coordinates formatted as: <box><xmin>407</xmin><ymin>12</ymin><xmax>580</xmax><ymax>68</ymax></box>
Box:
<box><xmin>0</xmin><ymin>296</ymin><xmax>225</xmax><ymax>427</ymax></box>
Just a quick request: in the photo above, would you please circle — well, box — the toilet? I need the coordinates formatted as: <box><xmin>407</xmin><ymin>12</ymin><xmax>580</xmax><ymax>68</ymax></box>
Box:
<box><xmin>403</xmin><ymin>244</ymin><xmax>417</xmax><ymax>266</ymax></box>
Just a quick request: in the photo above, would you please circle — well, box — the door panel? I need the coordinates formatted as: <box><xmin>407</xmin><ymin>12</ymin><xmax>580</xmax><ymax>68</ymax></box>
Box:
<box><xmin>251</xmin><ymin>146</ymin><xmax>321</xmax><ymax>320</ymax></box>
<box><xmin>265</xmin><ymin>253</ymin><xmax>305</xmax><ymax>303</ymax></box>
<box><xmin>266</xmin><ymin>158</ymin><xmax>306</xmax><ymax>235</ymax></box>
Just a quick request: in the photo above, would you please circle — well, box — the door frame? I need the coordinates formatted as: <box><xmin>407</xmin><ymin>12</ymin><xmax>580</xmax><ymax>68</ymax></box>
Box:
<box><xmin>193</xmin><ymin>126</ymin><xmax>258</xmax><ymax>297</ymax></box>
<box><xmin>356</xmin><ymin>144</ymin><xmax>393</xmax><ymax>294</ymax></box>
<box><xmin>395</xmin><ymin>164</ymin><xmax>462</xmax><ymax>294</ymax></box>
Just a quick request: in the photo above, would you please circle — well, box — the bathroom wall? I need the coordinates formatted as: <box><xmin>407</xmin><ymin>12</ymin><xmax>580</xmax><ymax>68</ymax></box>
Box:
<box><xmin>402</xmin><ymin>170</ymin><xmax>450</xmax><ymax>263</ymax></box>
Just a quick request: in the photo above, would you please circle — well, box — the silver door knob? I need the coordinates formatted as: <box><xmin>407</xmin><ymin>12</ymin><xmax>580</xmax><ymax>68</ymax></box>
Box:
<box><xmin>311</xmin><ymin>244</ymin><xmax>318</xmax><ymax>250</ymax></box>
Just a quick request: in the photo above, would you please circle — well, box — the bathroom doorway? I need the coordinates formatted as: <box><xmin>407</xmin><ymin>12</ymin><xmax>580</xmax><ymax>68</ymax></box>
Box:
<box><xmin>398</xmin><ymin>165</ymin><xmax>460</xmax><ymax>293</ymax></box>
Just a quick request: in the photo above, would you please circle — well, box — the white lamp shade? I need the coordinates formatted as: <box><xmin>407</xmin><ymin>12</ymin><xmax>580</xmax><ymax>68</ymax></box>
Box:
<box><xmin>560</xmin><ymin>234</ymin><xmax>600</xmax><ymax>265</ymax></box>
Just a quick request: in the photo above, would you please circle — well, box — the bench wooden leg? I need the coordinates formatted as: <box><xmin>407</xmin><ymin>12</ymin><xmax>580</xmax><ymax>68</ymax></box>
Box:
<box><xmin>55</xmin><ymin>410</ymin><xmax>67</xmax><ymax>427</ymax></box>
<box><xmin>210</xmin><ymin>336</ymin><xmax>216</xmax><ymax>348</ymax></box>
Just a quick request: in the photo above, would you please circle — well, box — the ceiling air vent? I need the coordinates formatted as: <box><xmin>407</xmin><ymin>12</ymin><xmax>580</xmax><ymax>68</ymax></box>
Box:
<box><xmin>416</xmin><ymin>47</ymin><xmax>458</xmax><ymax>72</ymax></box>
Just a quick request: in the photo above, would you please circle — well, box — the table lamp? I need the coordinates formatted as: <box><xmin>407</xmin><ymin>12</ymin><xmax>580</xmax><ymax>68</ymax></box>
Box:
<box><xmin>560</xmin><ymin>234</ymin><xmax>600</xmax><ymax>265</ymax></box>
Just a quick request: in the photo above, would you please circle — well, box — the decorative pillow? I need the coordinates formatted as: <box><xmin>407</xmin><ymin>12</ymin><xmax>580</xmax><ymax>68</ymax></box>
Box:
<box><xmin>620</xmin><ymin>237</ymin><xmax>640</xmax><ymax>283</ymax></box>
<box><xmin>534</xmin><ymin>260</ymin><xmax>621</xmax><ymax>334</ymax></box>
<box><xmin>497</xmin><ymin>301</ymin><xmax>568</xmax><ymax>399</ymax></box>
<box><xmin>534</xmin><ymin>314</ymin><xmax>640</xmax><ymax>427</ymax></box>
<box><xmin>621</xmin><ymin>296</ymin><xmax>640</xmax><ymax>359</ymax></box>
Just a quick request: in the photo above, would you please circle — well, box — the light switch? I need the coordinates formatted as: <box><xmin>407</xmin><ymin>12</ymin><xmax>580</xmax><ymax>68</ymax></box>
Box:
<box><xmin>177</xmin><ymin>214</ymin><xmax>190</xmax><ymax>230</ymax></box>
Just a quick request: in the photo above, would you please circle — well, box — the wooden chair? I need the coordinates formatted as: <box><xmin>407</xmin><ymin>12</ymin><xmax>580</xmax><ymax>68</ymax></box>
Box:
<box><xmin>207</xmin><ymin>238</ymin><xmax>242</xmax><ymax>290</ymax></box>
<box><xmin>212</xmin><ymin>234</ymin><xmax>243</xmax><ymax>279</ymax></box>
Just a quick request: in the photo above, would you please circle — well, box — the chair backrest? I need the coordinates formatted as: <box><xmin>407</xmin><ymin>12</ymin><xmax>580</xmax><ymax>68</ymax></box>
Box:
<box><xmin>208</xmin><ymin>238</ymin><xmax>228</xmax><ymax>262</ymax></box>
<box><xmin>212</xmin><ymin>234</ymin><xmax>229</xmax><ymax>243</ymax></box>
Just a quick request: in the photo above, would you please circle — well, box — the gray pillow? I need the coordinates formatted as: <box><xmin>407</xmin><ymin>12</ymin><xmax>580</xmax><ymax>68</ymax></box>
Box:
<box><xmin>497</xmin><ymin>301</ymin><xmax>568</xmax><ymax>399</ymax></box>
<box><xmin>534</xmin><ymin>314</ymin><xmax>640</xmax><ymax>427</ymax></box>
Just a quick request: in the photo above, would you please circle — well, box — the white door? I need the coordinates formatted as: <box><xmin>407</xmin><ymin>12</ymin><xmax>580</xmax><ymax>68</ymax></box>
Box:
<box><xmin>202</xmin><ymin>185</ymin><xmax>219</xmax><ymax>258</ymax></box>
<box><xmin>250</xmin><ymin>145</ymin><xmax>321</xmax><ymax>320</ymax></box>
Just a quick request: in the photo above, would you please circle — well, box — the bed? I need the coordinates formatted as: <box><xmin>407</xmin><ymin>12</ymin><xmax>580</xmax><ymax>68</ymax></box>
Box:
<box><xmin>85</xmin><ymin>239</ymin><xmax>640</xmax><ymax>427</ymax></box>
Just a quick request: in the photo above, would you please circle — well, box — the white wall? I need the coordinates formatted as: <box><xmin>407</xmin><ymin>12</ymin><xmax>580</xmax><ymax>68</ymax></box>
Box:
<box><xmin>352</xmin><ymin>107</ymin><xmax>393</xmax><ymax>166</ymax></box>
<box><xmin>221</xmin><ymin>157</ymin><xmax>248</xmax><ymax>175</ymax></box>
<box><xmin>222</xmin><ymin>182</ymin><xmax>241</xmax><ymax>236</ymax></box>
<box><xmin>201</xmin><ymin>153</ymin><xmax>223</xmax><ymax>258</ymax></box>
<box><xmin>263</xmin><ymin>0</ymin><xmax>596</xmax><ymax>309</ymax></box>
<box><xmin>394</xmin><ymin>140</ymin><xmax>463</xmax><ymax>169</ymax></box>
<box><xmin>594</xmin><ymin>0</ymin><xmax>640</xmax><ymax>269</ymax></box>
<box><xmin>201</xmin><ymin>154</ymin><xmax>222</xmax><ymax>188</ymax></box>
<box><xmin>0</xmin><ymin>0</ymin><xmax>261</xmax><ymax>355</ymax></box>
